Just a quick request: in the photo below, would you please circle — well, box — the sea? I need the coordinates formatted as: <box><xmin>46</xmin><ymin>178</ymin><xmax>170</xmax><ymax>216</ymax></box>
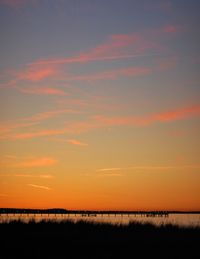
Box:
<box><xmin>1</xmin><ymin>213</ymin><xmax>200</xmax><ymax>227</ymax></box>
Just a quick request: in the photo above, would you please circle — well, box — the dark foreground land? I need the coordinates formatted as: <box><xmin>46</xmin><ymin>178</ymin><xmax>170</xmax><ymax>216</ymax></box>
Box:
<box><xmin>0</xmin><ymin>220</ymin><xmax>199</xmax><ymax>259</ymax></box>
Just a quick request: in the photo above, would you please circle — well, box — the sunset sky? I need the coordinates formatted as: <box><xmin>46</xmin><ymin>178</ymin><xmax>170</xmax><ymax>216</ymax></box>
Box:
<box><xmin>0</xmin><ymin>0</ymin><xmax>200</xmax><ymax>211</ymax></box>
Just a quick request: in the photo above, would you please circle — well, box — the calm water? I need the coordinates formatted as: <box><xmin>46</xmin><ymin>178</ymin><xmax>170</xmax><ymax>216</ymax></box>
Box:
<box><xmin>1</xmin><ymin>213</ymin><xmax>200</xmax><ymax>227</ymax></box>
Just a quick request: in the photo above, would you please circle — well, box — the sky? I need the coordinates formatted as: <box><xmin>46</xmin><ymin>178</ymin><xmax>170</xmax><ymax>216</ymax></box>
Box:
<box><xmin>0</xmin><ymin>0</ymin><xmax>200</xmax><ymax>211</ymax></box>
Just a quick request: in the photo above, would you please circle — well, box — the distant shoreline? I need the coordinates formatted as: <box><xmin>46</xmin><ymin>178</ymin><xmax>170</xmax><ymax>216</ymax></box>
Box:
<box><xmin>0</xmin><ymin>208</ymin><xmax>200</xmax><ymax>214</ymax></box>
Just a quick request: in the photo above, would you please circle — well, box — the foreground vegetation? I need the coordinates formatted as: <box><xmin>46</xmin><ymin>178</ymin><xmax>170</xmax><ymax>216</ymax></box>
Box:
<box><xmin>0</xmin><ymin>219</ymin><xmax>199</xmax><ymax>259</ymax></box>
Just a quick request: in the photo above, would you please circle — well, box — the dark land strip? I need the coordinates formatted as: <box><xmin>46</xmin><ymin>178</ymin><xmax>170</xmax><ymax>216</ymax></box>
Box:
<box><xmin>0</xmin><ymin>219</ymin><xmax>199</xmax><ymax>259</ymax></box>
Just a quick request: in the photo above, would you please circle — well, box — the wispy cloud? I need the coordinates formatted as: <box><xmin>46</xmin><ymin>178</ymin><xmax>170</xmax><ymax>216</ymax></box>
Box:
<box><xmin>30</xmin><ymin>33</ymin><xmax>140</xmax><ymax>66</ymax></box>
<box><xmin>97</xmin><ymin>173</ymin><xmax>123</xmax><ymax>177</ymax></box>
<box><xmin>0</xmin><ymin>173</ymin><xmax>54</xmax><ymax>179</ymax></box>
<box><xmin>11</xmin><ymin>128</ymin><xmax>69</xmax><ymax>140</ymax></box>
<box><xmin>1</xmin><ymin>27</ymin><xmax>178</xmax><ymax>96</ymax></box>
<box><xmin>0</xmin><ymin>108</ymin><xmax>81</xmax><ymax>139</ymax></box>
<box><xmin>7</xmin><ymin>103</ymin><xmax>200</xmax><ymax>140</ymax></box>
<box><xmin>93</xmin><ymin>104</ymin><xmax>200</xmax><ymax>127</ymax></box>
<box><xmin>97</xmin><ymin>165</ymin><xmax>200</xmax><ymax>173</ymax></box>
<box><xmin>0</xmin><ymin>121</ymin><xmax>39</xmax><ymax>137</ymax></box>
<box><xmin>16</xmin><ymin>66</ymin><xmax>57</xmax><ymax>82</ymax></box>
<box><xmin>0</xmin><ymin>65</ymin><xmax>59</xmax><ymax>93</ymax></box>
<box><xmin>28</xmin><ymin>184</ymin><xmax>52</xmax><ymax>190</ymax></box>
<box><xmin>67</xmin><ymin>139</ymin><xmax>88</xmax><ymax>147</ymax></box>
<box><xmin>64</xmin><ymin>66</ymin><xmax>152</xmax><ymax>82</ymax></box>
<box><xmin>19</xmin><ymin>86</ymin><xmax>67</xmax><ymax>96</ymax></box>
<box><xmin>29</xmin><ymin>25</ymin><xmax>179</xmax><ymax>68</ymax></box>
<box><xmin>95</xmin><ymin>164</ymin><xmax>200</xmax><ymax>177</ymax></box>
<box><xmin>97</xmin><ymin>168</ymin><xmax>122</xmax><ymax>172</ymax></box>
<box><xmin>14</xmin><ymin>174</ymin><xmax>54</xmax><ymax>178</ymax></box>
<box><xmin>0</xmin><ymin>155</ymin><xmax>56</xmax><ymax>169</ymax></box>
<box><xmin>24</xmin><ymin>109</ymin><xmax>79</xmax><ymax>123</ymax></box>
<box><xmin>14</xmin><ymin>157</ymin><xmax>57</xmax><ymax>168</ymax></box>
<box><xmin>96</xmin><ymin>168</ymin><xmax>123</xmax><ymax>177</ymax></box>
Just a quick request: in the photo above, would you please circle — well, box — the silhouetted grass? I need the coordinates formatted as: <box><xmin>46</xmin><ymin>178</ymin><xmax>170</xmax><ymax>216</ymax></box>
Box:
<box><xmin>0</xmin><ymin>219</ymin><xmax>199</xmax><ymax>259</ymax></box>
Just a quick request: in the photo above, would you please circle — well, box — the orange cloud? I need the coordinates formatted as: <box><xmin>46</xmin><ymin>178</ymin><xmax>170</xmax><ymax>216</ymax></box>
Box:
<box><xmin>20</xmin><ymin>87</ymin><xmax>67</xmax><ymax>96</ymax></box>
<box><xmin>12</xmin><ymin>128</ymin><xmax>68</xmax><ymax>140</ymax></box>
<box><xmin>67</xmin><ymin>139</ymin><xmax>88</xmax><ymax>147</ymax></box>
<box><xmin>28</xmin><ymin>184</ymin><xmax>52</xmax><ymax>190</ymax></box>
<box><xmin>14</xmin><ymin>157</ymin><xmax>57</xmax><ymax>168</ymax></box>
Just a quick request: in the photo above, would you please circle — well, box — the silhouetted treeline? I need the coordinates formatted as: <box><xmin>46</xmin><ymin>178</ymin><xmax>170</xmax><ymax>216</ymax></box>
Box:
<box><xmin>0</xmin><ymin>219</ymin><xmax>199</xmax><ymax>259</ymax></box>
<box><xmin>0</xmin><ymin>208</ymin><xmax>68</xmax><ymax>214</ymax></box>
<box><xmin>1</xmin><ymin>207</ymin><xmax>199</xmax><ymax>215</ymax></box>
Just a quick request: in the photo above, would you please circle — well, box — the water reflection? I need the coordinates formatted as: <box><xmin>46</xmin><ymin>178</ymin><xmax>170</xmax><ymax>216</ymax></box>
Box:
<box><xmin>0</xmin><ymin>213</ymin><xmax>200</xmax><ymax>227</ymax></box>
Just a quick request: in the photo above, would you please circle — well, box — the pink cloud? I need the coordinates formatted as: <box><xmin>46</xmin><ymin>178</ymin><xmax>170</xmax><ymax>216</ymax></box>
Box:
<box><xmin>82</xmin><ymin>33</ymin><xmax>139</xmax><ymax>59</ymax></box>
<box><xmin>1</xmin><ymin>27</ymin><xmax>177</xmax><ymax>93</ymax></box>
<box><xmin>4</xmin><ymin>104</ymin><xmax>199</xmax><ymax>140</ymax></box>
<box><xmin>17</xmin><ymin>66</ymin><xmax>57</xmax><ymax>82</ymax></box>
<box><xmin>67</xmin><ymin>139</ymin><xmax>88</xmax><ymax>147</ymax></box>
<box><xmin>3</xmin><ymin>104</ymin><xmax>196</xmax><ymax>140</ymax></box>
<box><xmin>0</xmin><ymin>65</ymin><xmax>59</xmax><ymax>91</ymax></box>
<box><xmin>162</xmin><ymin>25</ymin><xmax>178</xmax><ymax>34</ymax></box>
<box><xmin>29</xmin><ymin>33</ymin><xmax>154</xmax><ymax>66</ymax></box>
<box><xmin>0</xmin><ymin>64</ymin><xmax>60</xmax><ymax>93</ymax></box>
<box><xmin>20</xmin><ymin>87</ymin><xmax>67</xmax><ymax>96</ymax></box>
<box><xmin>93</xmin><ymin>104</ymin><xmax>200</xmax><ymax>127</ymax></box>
<box><xmin>151</xmin><ymin>104</ymin><xmax>200</xmax><ymax>122</ymax></box>
<box><xmin>14</xmin><ymin>157</ymin><xmax>57</xmax><ymax>168</ymax></box>
<box><xmin>27</xmin><ymin>25</ymin><xmax>179</xmax><ymax>69</ymax></box>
